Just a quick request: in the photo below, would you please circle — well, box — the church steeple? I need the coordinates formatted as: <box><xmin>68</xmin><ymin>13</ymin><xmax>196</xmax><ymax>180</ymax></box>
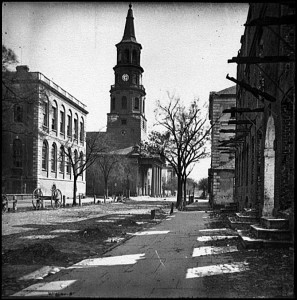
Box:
<box><xmin>122</xmin><ymin>3</ymin><xmax>137</xmax><ymax>43</ymax></box>
<box><xmin>107</xmin><ymin>4</ymin><xmax>147</xmax><ymax>148</ymax></box>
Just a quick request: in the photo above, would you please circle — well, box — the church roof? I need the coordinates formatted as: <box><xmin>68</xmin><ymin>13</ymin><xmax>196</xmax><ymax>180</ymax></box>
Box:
<box><xmin>121</xmin><ymin>4</ymin><xmax>137</xmax><ymax>43</ymax></box>
<box><xmin>111</xmin><ymin>146</ymin><xmax>134</xmax><ymax>155</ymax></box>
<box><xmin>215</xmin><ymin>85</ymin><xmax>236</xmax><ymax>95</ymax></box>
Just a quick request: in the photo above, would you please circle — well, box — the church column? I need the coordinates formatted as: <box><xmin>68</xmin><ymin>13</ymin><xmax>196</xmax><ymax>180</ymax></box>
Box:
<box><xmin>157</xmin><ymin>166</ymin><xmax>160</xmax><ymax>197</ymax></box>
<box><xmin>160</xmin><ymin>167</ymin><xmax>163</xmax><ymax>197</ymax></box>
<box><xmin>158</xmin><ymin>166</ymin><xmax>161</xmax><ymax>197</ymax></box>
<box><xmin>151</xmin><ymin>166</ymin><xmax>155</xmax><ymax>197</ymax></box>
<box><xmin>159</xmin><ymin>167</ymin><xmax>162</xmax><ymax>196</ymax></box>
<box><xmin>155</xmin><ymin>166</ymin><xmax>158</xmax><ymax>197</ymax></box>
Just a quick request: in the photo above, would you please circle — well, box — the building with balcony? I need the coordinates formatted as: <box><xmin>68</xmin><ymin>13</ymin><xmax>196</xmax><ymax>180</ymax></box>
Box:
<box><xmin>2</xmin><ymin>65</ymin><xmax>88</xmax><ymax>198</ymax></box>
<box><xmin>208</xmin><ymin>85</ymin><xmax>236</xmax><ymax>208</ymax></box>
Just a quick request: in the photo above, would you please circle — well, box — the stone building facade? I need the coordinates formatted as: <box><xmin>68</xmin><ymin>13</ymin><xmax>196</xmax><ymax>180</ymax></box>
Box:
<box><xmin>86</xmin><ymin>4</ymin><xmax>163</xmax><ymax>198</ymax></box>
<box><xmin>227</xmin><ymin>3</ymin><xmax>295</xmax><ymax>229</ymax></box>
<box><xmin>2</xmin><ymin>66</ymin><xmax>88</xmax><ymax>198</ymax></box>
<box><xmin>208</xmin><ymin>86</ymin><xmax>236</xmax><ymax>208</ymax></box>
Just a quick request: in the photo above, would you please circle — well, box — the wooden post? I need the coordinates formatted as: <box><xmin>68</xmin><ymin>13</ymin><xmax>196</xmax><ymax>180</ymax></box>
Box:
<box><xmin>93</xmin><ymin>194</ymin><xmax>96</xmax><ymax>204</ymax></box>
<box><xmin>79</xmin><ymin>194</ymin><xmax>82</xmax><ymax>206</ymax></box>
<box><xmin>63</xmin><ymin>195</ymin><xmax>66</xmax><ymax>207</ymax></box>
<box><xmin>12</xmin><ymin>195</ymin><xmax>17</xmax><ymax>212</ymax></box>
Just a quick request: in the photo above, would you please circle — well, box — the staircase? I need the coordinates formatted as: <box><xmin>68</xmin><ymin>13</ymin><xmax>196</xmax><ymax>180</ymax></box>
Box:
<box><xmin>237</xmin><ymin>216</ymin><xmax>293</xmax><ymax>249</ymax></box>
<box><xmin>228</xmin><ymin>208</ymin><xmax>259</xmax><ymax>230</ymax></box>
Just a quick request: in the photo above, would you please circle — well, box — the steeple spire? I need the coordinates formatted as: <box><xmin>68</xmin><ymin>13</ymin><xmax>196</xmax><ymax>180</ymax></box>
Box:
<box><xmin>122</xmin><ymin>3</ymin><xmax>137</xmax><ymax>43</ymax></box>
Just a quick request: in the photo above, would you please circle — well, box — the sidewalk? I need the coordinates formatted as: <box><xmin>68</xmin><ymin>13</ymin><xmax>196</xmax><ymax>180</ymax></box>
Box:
<box><xmin>12</xmin><ymin>201</ymin><xmax>294</xmax><ymax>298</ymax></box>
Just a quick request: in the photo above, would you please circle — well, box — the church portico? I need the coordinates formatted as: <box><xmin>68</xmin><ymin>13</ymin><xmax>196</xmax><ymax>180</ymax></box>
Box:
<box><xmin>137</xmin><ymin>156</ymin><xmax>164</xmax><ymax>197</ymax></box>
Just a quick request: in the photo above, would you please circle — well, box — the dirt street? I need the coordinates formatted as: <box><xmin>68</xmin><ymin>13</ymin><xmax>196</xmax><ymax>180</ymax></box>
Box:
<box><xmin>2</xmin><ymin>199</ymin><xmax>172</xmax><ymax>297</ymax></box>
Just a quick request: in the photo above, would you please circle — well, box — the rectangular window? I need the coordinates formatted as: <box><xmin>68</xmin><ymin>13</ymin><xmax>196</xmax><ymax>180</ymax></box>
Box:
<box><xmin>121</xmin><ymin>119</ymin><xmax>127</xmax><ymax>125</ymax></box>
<box><xmin>51</xmin><ymin>146</ymin><xmax>56</xmax><ymax>172</ymax></box>
<box><xmin>14</xmin><ymin>105</ymin><xmax>23</xmax><ymax>123</ymax></box>
<box><xmin>13</xmin><ymin>139</ymin><xmax>22</xmax><ymax>168</ymax></box>
<box><xmin>59</xmin><ymin>151</ymin><xmax>64</xmax><ymax>173</ymax></box>
<box><xmin>66</xmin><ymin>157</ymin><xmax>71</xmax><ymax>174</ymax></box>
<box><xmin>42</xmin><ymin>143</ymin><xmax>47</xmax><ymax>171</ymax></box>
<box><xmin>60</xmin><ymin>111</ymin><xmax>65</xmax><ymax>133</ymax></box>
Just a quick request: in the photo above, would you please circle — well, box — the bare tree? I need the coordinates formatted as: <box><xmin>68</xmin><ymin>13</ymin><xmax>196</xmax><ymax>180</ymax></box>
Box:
<box><xmin>60</xmin><ymin>131</ymin><xmax>109</xmax><ymax>205</ymax></box>
<box><xmin>146</xmin><ymin>93</ymin><xmax>211</xmax><ymax>210</ymax></box>
<box><xmin>95</xmin><ymin>151</ymin><xmax>121</xmax><ymax>202</ymax></box>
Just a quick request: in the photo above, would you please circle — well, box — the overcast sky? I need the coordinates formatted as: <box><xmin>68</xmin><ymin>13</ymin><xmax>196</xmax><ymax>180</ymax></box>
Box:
<box><xmin>2</xmin><ymin>2</ymin><xmax>249</xmax><ymax>182</ymax></box>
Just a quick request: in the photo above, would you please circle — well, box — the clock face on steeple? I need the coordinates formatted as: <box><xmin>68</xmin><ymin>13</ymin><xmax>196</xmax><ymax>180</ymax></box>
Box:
<box><xmin>122</xmin><ymin>74</ymin><xmax>129</xmax><ymax>81</ymax></box>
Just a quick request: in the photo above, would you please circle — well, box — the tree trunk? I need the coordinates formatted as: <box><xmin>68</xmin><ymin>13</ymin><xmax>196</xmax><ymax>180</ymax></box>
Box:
<box><xmin>176</xmin><ymin>175</ymin><xmax>183</xmax><ymax>209</ymax></box>
<box><xmin>73</xmin><ymin>176</ymin><xmax>77</xmax><ymax>206</ymax></box>
<box><xmin>104</xmin><ymin>177</ymin><xmax>108</xmax><ymax>203</ymax></box>
<box><xmin>183</xmin><ymin>178</ymin><xmax>187</xmax><ymax>206</ymax></box>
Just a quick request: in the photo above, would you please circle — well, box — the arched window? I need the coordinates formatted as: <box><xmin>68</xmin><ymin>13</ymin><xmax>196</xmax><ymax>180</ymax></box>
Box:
<box><xmin>80</xmin><ymin>117</ymin><xmax>84</xmax><ymax>143</ymax></box>
<box><xmin>14</xmin><ymin>105</ymin><xmax>23</xmax><ymax>123</ymax></box>
<box><xmin>143</xmin><ymin>98</ymin><xmax>145</xmax><ymax>114</ymax></box>
<box><xmin>134</xmin><ymin>97</ymin><xmax>139</xmax><ymax>110</ymax></box>
<box><xmin>132</xmin><ymin>50</ymin><xmax>137</xmax><ymax>64</ymax></box>
<box><xmin>51</xmin><ymin>143</ymin><xmax>57</xmax><ymax>172</ymax></box>
<box><xmin>74</xmin><ymin>113</ymin><xmax>78</xmax><ymax>140</ymax></box>
<box><xmin>60</xmin><ymin>105</ymin><xmax>65</xmax><ymax>136</ymax></box>
<box><xmin>42</xmin><ymin>140</ymin><xmax>48</xmax><ymax>171</ymax></box>
<box><xmin>66</xmin><ymin>148</ymin><xmax>71</xmax><ymax>174</ymax></box>
<box><xmin>59</xmin><ymin>146</ymin><xmax>65</xmax><ymax>173</ymax></box>
<box><xmin>51</xmin><ymin>100</ymin><xmax>58</xmax><ymax>131</ymax></box>
<box><xmin>13</xmin><ymin>139</ymin><xmax>22</xmax><ymax>167</ymax></box>
<box><xmin>124</xmin><ymin>49</ymin><xmax>129</xmax><ymax>63</ymax></box>
<box><xmin>67</xmin><ymin>110</ymin><xmax>72</xmax><ymax>137</ymax></box>
<box><xmin>122</xmin><ymin>96</ymin><xmax>127</xmax><ymax>109</ymax></box>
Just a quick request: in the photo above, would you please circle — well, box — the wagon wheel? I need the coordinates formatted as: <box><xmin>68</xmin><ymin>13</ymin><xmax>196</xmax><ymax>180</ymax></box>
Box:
<box><xmin>32</xmin><ymin>188</ymin><xmax>43</xmax><ymax>210</ymax></box>
<box><xmin>51</xmin><ymin>189</ymin><xmax>62</xmax><ymax>209</ymax></box>
<box><xmin>2</xmin><ymin>194</ymin><xmax>8</xmax><ymax>213</ymax></box>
